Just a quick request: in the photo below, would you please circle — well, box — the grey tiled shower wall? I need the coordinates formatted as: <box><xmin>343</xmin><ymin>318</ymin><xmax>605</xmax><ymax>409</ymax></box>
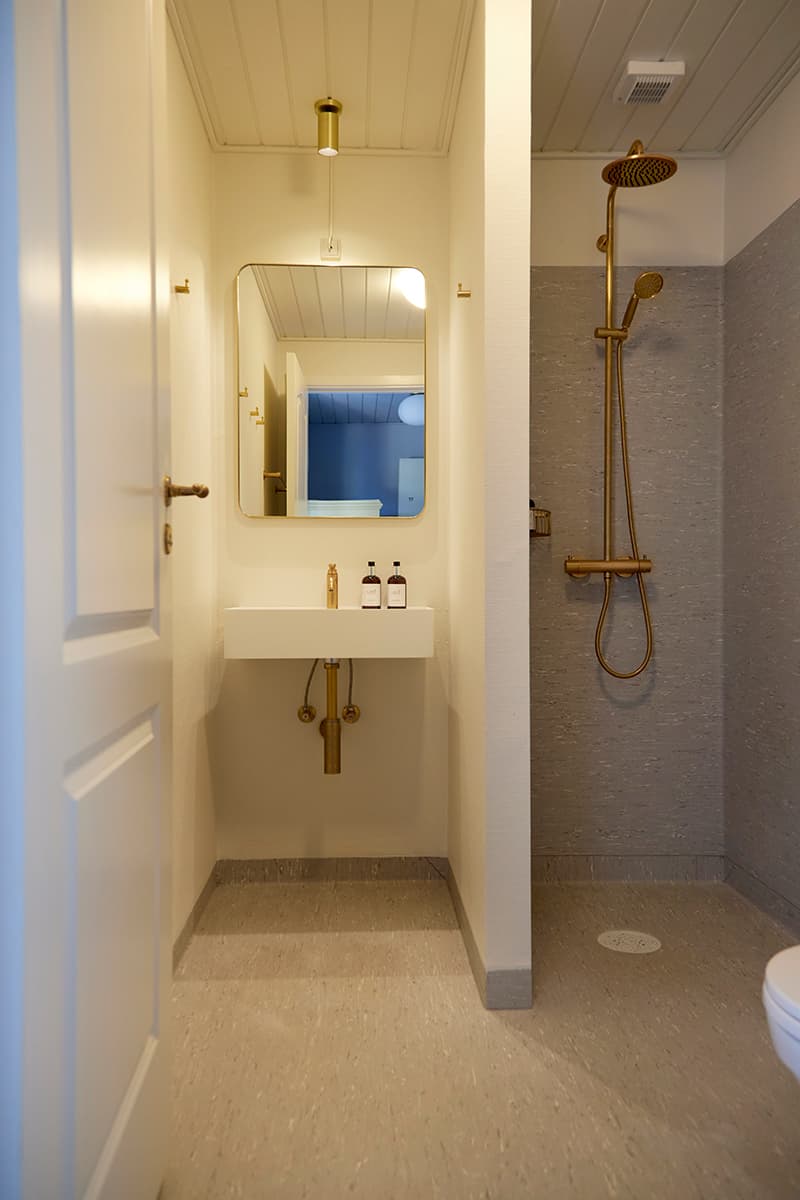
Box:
<box><xmin>724</xmin><ymin>198</ymin><xmax>800</xmax><ymax>932</ymax></box>
<box><xmin>531</xmin><ymin>204</ymin><xmax>800</xmax><ymax>930</ymax></box>
<box><xmin>530</xmin><ymin>266</ymin><xmax>725</xmax><ymax>883</ymax></box>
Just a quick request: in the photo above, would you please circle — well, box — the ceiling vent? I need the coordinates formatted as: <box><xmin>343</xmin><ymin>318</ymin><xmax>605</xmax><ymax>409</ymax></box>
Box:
<box><xmin>613</xmin><ymin>60</ymin><xmax>685</xmax><ymax>105</ymax></box>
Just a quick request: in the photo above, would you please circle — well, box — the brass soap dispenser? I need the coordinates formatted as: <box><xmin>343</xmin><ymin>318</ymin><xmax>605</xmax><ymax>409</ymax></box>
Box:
<box><xmin>326</xmin><ymin>563</ymin><xmax>339</xmax><ymax>609</ymax></box>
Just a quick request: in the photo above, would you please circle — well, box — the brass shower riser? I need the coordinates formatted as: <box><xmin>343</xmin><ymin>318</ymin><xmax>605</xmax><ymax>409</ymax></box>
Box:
<box><xmin>565</xmin><ymin>556</ymin><xmax>652</xmax><ymax>579</ymax></box>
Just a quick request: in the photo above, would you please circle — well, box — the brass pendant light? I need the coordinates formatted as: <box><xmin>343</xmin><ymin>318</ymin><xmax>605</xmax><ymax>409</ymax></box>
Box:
<box><xmin>315</xmin><ymin>97</ymin><xmax>342</xmax><ymax>156</ymax></box>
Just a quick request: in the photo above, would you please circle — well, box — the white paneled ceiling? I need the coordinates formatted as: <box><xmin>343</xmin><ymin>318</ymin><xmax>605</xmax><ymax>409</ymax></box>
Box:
<box><xmin>251</xmin><ymin>266</ymin><xmax>425</xmax><ymax>341</ymax></box>
<box><xmin>533</xmin><ymin>0</ymin><xmax>800</xmax><ymax>155</ymax></box>
<box><xmin>167</xmin><ymin>0</ymin><xmax>475</xmax><ymax>154</ymax></box>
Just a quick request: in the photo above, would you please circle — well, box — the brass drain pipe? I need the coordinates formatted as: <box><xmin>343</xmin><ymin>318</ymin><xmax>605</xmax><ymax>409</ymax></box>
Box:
<box><xmin>298</xmin><ymin>657</ymin><xmax>360</xmax><ymax>772</ymax></box>
<box><xmin>320</xmin><ymin>659</ymin><xmax>341</xmax><ymax>774</ymax></box>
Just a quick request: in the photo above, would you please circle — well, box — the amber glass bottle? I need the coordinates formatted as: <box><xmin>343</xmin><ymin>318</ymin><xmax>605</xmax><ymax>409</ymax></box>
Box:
<box><xmin>387</xmin><ymin>561</ymin><xmax>407</xmax><ymax>609</ymax></box>
<box><xmin>361</xmin><ymin>561</ymin><xmax>381</xmax><ymax>609</ymax></box>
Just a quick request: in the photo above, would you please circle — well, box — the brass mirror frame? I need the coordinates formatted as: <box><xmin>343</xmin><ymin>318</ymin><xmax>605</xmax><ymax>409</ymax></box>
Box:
<box><xmin>234</xmin><ymin>262</ymin><xmax>428</xmax><ymax>521</ymax></box>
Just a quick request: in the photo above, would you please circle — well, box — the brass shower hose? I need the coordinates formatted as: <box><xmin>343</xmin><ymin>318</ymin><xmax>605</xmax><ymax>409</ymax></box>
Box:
<box><xmin>594</xmin><ymin>339</ymin><xmax>653</xmax><ymax>679</ymax></box>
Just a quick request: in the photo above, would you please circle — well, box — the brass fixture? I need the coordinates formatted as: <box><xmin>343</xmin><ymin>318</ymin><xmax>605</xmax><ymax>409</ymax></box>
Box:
<box><xmin>255</xmin><ymin>416</ymin><xmax>265</xmax><ymax>426</ymax></box>
<box><xmin>342</xmin><ymin>658</ymin><xmax>360</xmax><ymax>724</ymax></box>
<box><xmin>240</xmin><ymin>386</ymin><xmax>249</xmax><ymax>398</ymax></box>
<box><xmin>298</xmin><ymin>658</ymin><xmax>318</xmax><ymax>723</ymax></box>
<box><xmin>564</xmin><ymin>139</ymin><xmax>676</xmax><ymax>680</ymax></box>
<box><xmin>621</xmin><ymin>271</ymin><xmax>663</xmax><ymax>331</ymax></box>
<box><xmin>601</xmin><ymin>141</ymin><xmax>677</xmax><ymax>188</ymax></box>
<box><xmin>174</xmin><ymin>278</ymin><xmax>190</xmax><ymax>294</ymax></box>
<box><xmin>530</xmin><ymin>505</ymin><xmax>552</xmax><ymax>537</ymax></box>
<box><xmin>249</xmin><ymin>407</ymin><xmax>259</xmax><ymax>417</ymax></box>
<box><xmin>565</xmin><ymin>556</ymin><xmax>652</xmax><ymax>578</ymax></box>
<box><xmin>326</xmin><ymin>563</ymin><xmax>339</xmax><ymax>609</ymax></box>
<box><xmin>594</xmin><ymin>327</ymin><xmax>628</xmax><ymax>342</ymax></box>
<box><xmin>456</xmin><ymin>283</ymin><xmax>472</xmax><ymax>298</ymax></box>
<box><xmin>315</xmin><ymin>97</ymin><xmax>342</xmax><ymax>156</ymax></box>
<box><xmin>163</xmin><ymin>522</ymin><xmax>173</xmax><ymax>555</ymax></box>
<box><xmin>163</xmin><ymin>475</ymin><xmax>210</xmax><ymax>505</ymax></box>
<box><xmin>263</xmin><ymin>469</ymin><xmax>287</xmax><ymax>494</ymax></box>
<box><xmin>298</xmin><ymin>658</ymin><xmax>359</xmax><ymax>770</ymax></box>
<box><xmin>320</xmin><ymin>660</ymin><xmax>341</xmax><ymax>774</ymax></box>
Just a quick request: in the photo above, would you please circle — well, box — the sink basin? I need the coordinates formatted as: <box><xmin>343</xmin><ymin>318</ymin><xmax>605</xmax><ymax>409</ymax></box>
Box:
<box><xmin>223</xmin><ymin>606</ymin><xmax>435</xmax><ymax>660</ymax></box>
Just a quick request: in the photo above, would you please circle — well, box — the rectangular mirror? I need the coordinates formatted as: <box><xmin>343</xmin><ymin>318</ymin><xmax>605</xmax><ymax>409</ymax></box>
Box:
<box><xmin>236</xmin><ymin>264</ymin><xmax>426</xmax><ymax>518</ymax></box>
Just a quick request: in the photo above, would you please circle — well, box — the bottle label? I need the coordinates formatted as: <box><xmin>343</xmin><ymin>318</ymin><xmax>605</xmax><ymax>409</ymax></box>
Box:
<box><xmin>387</xmin><ymin>583</ymin><xmax>406</xmax><ymax>608</ymax></box>
<box><xmin>361</xmin><ymin>583</ymin><xmax>381</xmax><ymax>608</ymax></box>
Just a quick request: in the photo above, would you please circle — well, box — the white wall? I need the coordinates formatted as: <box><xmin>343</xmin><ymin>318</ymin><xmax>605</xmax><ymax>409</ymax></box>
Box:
<box><xmin>482</xmin><ymin>0</ymin><xmax>531</xmax><ymax>976</ymax></box>
<box><xmin>212</xmin><ymin>151</ymin><xmax>450</xmax><ymax>859</ymax></box>
<box><xmin>1</xmin><ymin>0</ymin><xmax>24</xmax><ymax>1187</ymax></box>
<box><xmin>166</xmin><ymin>27</ymin><xmax>217</xmax><ymax>939</ymax></box>
<box><xmin>448</xmin><ymin>0</ymin><xmax>532</xmax><ymax>978</ymax></box>
<box><xmin>448</xmin><ymin>0</ymin><xmax>487</xmax><ymax>957</ymax></box>
<box><xmin>725</xmin><ymin>70</ymin><xmax>800</xmax><ymax>262</ymax></box>
<box><xmin>532</xmin><ymin>157</ymin><xmax>725</xmax><ymax>266</ymax></box>
<box><xmin>279</xmin><ymin>338</ymin><xmax>423</xmax><ymax>384</ymax></box>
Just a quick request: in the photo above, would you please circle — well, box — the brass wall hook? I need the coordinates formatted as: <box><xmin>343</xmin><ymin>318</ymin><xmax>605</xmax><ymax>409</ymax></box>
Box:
<box><xmin>173</xmin><ymin>278</ymin><xmax>190</xmax><ymax>294</ymax></box>
<box><xmin>263</xmin><ymin>469</ymin><xmax>287</xmax><ymax>494</ymax></box>
<box><xmin>456</xmin><ymin>282</ymin><xmax>471</xmax><ymax>298</ymax></box>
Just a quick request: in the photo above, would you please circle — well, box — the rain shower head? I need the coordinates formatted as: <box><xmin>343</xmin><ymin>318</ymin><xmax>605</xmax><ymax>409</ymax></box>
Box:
<box><xmin>602</xmin><ymin>141</ymin><xmax>677</xmax><ymax>188</ymax></box>
<box><xmin>621</xmin><ymin>272</ymin><xmax>664</xmax><ymax>331</ymax></box>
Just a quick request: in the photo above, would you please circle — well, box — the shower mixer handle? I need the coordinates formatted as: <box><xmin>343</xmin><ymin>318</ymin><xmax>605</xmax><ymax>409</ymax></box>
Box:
<box><xmin>565</xmin><ymin>555</ymin><xmax>652</xmax><ymax>579</ymax></box>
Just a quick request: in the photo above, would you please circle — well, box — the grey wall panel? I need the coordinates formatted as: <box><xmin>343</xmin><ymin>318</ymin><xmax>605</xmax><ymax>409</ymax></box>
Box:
<box><xmin>724</xmin><ymin>198</ymin><xmax>800</xmax><ymax>918</ymax></box>
<box><xmin>531</xmin><ymin>266</ymin><xmax>724</xmax><ymax>861</ymax></box>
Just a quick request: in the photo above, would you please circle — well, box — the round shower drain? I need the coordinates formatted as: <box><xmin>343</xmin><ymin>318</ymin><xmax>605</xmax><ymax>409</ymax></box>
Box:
<box><xmin>597</xmin><ymin>929</ymin><xmax>661</xmax><ymax>955</ymax></box>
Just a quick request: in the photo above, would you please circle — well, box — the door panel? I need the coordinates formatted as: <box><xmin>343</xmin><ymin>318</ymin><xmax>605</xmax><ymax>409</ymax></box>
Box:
<box><xmin>285</xmin><ymin>351</ymin><xmax>309</xmax><ymax>516</ymax></box>
<box><xmin>62</xmin><ymin>0</ymin><xmax>169</xmax><ymax>1187</ymax></box>
<box><xmin>71</xmin><ymin>722</ymin><xmax>157</xmax><ymax>1196</ymax></box>
<box><xmin>68</xmin><ymin>0</ymin><xmax>157</xmax><ymax>617</ymax></box>
<box><xmin>13</xmin><ymin>0</ymin><xmax>171</xmax><ymax>1196</ymax></box>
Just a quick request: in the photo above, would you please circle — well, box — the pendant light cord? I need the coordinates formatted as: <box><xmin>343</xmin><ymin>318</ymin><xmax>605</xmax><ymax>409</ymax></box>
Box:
<box><xmin>327</xmin><ymin>156</ymin><xmax>335</xmax><ymax>251</ymax></box>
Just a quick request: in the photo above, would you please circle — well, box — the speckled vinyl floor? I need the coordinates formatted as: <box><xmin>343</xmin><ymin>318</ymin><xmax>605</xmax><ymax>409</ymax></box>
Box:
<box><xmin>164</xmin><ymin>882</ymin><xmax>800</xmax><ymax>1200</ymax></box>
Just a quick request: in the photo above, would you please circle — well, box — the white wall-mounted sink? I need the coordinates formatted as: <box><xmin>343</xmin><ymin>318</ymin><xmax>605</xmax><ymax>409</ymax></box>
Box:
<box><xmin>223</xmin><ymin>606</ymin><xmax>435</xmax><ymax>660</ymax></box>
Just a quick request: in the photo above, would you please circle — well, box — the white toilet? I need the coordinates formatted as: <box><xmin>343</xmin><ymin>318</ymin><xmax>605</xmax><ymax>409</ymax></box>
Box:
<box><xmin>763</xmin><ymin>945</ymin><xmax>800</xmax><ymax>1082</ymax></box>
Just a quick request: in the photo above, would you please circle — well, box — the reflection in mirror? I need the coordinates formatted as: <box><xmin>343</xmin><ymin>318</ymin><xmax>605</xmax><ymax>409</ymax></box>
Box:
<box><xmin>237</xmin><ymin>265</ymin><xmax>426</xmax><ymax>518</ymax></box>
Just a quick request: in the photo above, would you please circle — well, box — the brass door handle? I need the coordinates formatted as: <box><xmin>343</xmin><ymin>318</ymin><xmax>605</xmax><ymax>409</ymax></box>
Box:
<box><xmin>163</xmin><ymin>475</ymin><xmax>210</xmax><ymax>506</ymax></box>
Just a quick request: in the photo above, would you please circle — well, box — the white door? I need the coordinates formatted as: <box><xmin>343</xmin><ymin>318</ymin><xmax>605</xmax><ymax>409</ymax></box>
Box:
<box><xmin>285</xmin><ymin>351</ymin><xmax>309</xmax><ymax>516</ymax></box>
<box><xmin>10</xmin><ymin>2</ymin><xmax>171</xmax><ymax>1197</ymax></box>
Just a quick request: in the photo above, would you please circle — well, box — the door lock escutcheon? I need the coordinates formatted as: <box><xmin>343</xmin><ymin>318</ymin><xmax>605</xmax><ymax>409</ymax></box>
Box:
<box><xmin>163</xmin><ymin>476</ymin><xmax>209</xmax><ymax>554</ymax></box>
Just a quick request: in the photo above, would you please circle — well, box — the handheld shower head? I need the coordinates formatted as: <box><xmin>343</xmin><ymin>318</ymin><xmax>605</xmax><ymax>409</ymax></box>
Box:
<box><xmin>621</xmin><ymin>271</ymin><xmax>664</xmax><ymax>330</ymax></box>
